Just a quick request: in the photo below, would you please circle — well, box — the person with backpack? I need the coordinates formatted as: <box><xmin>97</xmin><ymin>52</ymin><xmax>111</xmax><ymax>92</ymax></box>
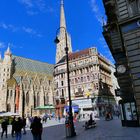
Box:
<box><xmin>30</xmin><ymin>116</ymin><xmax>43</xmax><ymax>140</ymax></box>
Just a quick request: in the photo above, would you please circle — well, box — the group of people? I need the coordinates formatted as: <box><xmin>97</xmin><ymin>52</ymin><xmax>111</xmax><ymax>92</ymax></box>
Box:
<box><xmin>1</xmin><ymin>116</ymin><xmax>43</xmax><ymax>140</ymax></box>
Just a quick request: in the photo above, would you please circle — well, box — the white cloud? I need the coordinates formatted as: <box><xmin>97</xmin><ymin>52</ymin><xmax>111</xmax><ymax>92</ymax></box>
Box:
<box><xmin>22</xmin><ymin>26</ymin><xmax>42</xmax><ymax>37</ymax></box>
<box><xmin>18</xmin><ymin>0</ymin><xmax>53</xmax><ymax>15</ymax></box>
<box><xmin>0</xmin><ymin>42</ymin><xmax>6</xmax><ymax>49</ymax></box>
<box><xmin>27</xmin><ymin>10</ymin><xmax>38</xmax><ymax>15</ymax></box>
<box><xmin>91</xmin><ymin>0</ymin><xmax>98</xmax><ymax>13</ymax></box>
<box><xmin>99</xmin><ymin>37</ymin><xmax>108</xmax><ymax>48</ymax></box>
<box><xmin>20</xmin><ymin>0</ymin><xmax>33</xmax><ymax>8</ymax></box>
<box><xmin>98</xmin><ymin>36</ymin><xmax>114</xmax><ymax>63</ymax></box>
<box><xmin>0</xmin><ymin>23</ymin><xmax>8</xmax><ymax>29</ymax></box>
<box><xmin>0</xmin><ymin>22</ymin><xmax>42</xmax><ymax>37</ymax></box>
<box><xmin>90</xmin><ymin>0</ymin><xmax>105</xmax><ymax>25</ymax></box>
<box><xmin>22</xmin><ymin>26</ymin><xmax>36</xmax><ymax>34</ymax></box>
<box><xmin>0</xmin><ymin>23</ymin><xmax>18</xmax><ymax>32</ymax></box>
<box><xmin>0</xmin><ymin>42</ymin><xmax>23</xmax><ymax>53</ymax></box>
<box><xmin>9</xmin><ymin>43</ymin><xmax>23</xmax><ymax>49</ymax></box>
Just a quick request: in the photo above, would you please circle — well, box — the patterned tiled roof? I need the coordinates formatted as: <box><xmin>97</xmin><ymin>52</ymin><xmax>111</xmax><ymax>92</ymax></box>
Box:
<box><xmin>12</xmin><ymin>55</ymin><xmax>54</xmax><ymax>76</ymax></box>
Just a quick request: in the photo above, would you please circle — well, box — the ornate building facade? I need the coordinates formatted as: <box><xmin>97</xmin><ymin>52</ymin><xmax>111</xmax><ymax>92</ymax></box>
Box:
<box><xmin>54</xmin><ymin>0</ymin><xmax>117</xmax><ymax>118</ymax></box>
<box><xmin>102</xmin><ymin>0</ymin><xmax>140</xmax><ymax>126</ymax></box>
<box><xmin>0</xmin><ymin>47</ymin><xmax>54</xmax><ymax>117</ymax></box>
<box><xmin>54</xmin><ymin>47</ymin><xmax>117</xmax><ymax>118</ymax></box>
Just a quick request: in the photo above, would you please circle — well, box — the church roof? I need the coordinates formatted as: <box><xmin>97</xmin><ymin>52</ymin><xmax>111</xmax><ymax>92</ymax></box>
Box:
<box><xmin>12</xmin><ymin>55</ymin><xmax>54</xmax><ymax>76</ymax></box>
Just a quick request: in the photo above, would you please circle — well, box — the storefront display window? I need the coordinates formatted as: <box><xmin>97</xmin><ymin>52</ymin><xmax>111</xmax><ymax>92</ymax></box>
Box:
<box><xmin>131</xmin><ymin>102</ymin><xmax>137</xmax><ymax>120</ymax></box>
<box><xmin>124</xmin><ymin>102</ymin><xmax>137</xmax><ymax>120</ymax></box>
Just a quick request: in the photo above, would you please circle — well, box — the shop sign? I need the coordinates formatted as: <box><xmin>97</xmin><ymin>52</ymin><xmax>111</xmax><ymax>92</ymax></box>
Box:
<box><xmin>72</xmin><ymin>99</ymin><xmax>92</xmax><ymax>108</ymax></box>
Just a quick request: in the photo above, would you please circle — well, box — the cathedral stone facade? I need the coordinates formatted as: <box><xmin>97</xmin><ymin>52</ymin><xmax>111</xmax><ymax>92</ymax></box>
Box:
<box><xmin>0</xmin><ymin>47</ymin><xmax>54</xmax><ymax>117</ymax></box>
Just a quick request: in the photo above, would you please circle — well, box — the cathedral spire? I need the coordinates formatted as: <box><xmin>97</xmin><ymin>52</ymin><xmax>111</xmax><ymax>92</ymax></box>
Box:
<box><xmin>55</xmin><ymin>0</ymin><xmax>72</xmax><ymax>63</ymax></box>
<box><xmin>5</xmin><ymin>43</ymin><xmax>12</xmax><ymax>56</ymax></box>
<box><xmin>60</xmin><ymin>0</ymin><xmax>66</xmax><ymax>28</ymax></box>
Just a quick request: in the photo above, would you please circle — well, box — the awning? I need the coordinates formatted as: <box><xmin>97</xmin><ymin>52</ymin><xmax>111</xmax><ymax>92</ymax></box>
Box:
<box><xmin>35</xmin><ymin>105</ymin><xmax>55</xmax><ymax>110</ymax></box>
<box><xmin>0</xmin><ymin>112</ymin><xmax>19</xmax><ymax>117</ymax></box>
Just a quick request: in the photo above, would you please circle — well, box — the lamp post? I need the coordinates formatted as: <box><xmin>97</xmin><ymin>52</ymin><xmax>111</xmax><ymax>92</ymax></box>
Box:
<box><xmin>54</xmin><ymin>26</ymin><xmax>76</xmax><ymax>137</ymax></box>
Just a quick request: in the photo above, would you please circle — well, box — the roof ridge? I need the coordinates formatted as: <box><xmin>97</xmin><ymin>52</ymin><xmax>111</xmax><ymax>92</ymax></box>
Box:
<box><xmin>12</xmin><ymin>55</ymin><xmax>54</xmax><ymax>66</ymax></box>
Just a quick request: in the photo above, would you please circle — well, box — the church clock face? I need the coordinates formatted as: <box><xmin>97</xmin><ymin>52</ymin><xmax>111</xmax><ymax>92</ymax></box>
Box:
<box><xmin>117</xmin><ymin>65</ymin><xmax>126</xmax><ymax>74</ymax></box>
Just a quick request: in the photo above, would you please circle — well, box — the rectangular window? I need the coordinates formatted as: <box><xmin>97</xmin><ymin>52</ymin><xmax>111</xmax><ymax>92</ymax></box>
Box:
<box><xmin>128</xmin><ymin>0</ymin><xmax>139</xmax><ymax>16</ymax></box>
<box><xmin>61</xmin><ymin>81</ymin><xmax>63</xmax><ymax>86</ymax></box>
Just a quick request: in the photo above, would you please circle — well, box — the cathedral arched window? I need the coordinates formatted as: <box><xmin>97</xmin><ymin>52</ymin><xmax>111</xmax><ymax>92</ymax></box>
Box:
<box><xmin>7</xmin><ymin>104</ymin><xmax>11</xmax><ymax>112</ymax></box>
<box><xmin>81</xmin><ymin>77</ymin><xmax>83</xmax><ymax>82</ymax></box>
<box><xmin>80</xmin><ymin>69</ymin><xmax>82</xmax><ymax>74</ymax></box>
<box><xmin>56</xmin><ymin>90</ymin><xmax>59</xmax><ymax>96</ymax></box>
<box><xmin>26</xmin><ymin>92</ymin><xmax>29</xmax><ymax>106</ymax></box>
<box><xmin>87</xmin><ymin>75</ymin><xmax>90</xmax><ymax>81</ymax></box>
<box><xmin>7</xmin><ymin>90</ymin><xmax>9</xmax><ymax>98</ymax></box>
<box><xmin>37</xmin><ymin>93</ymin><xmax>40</xmax><ymax>107</ymax></box>
<box><xmin>62</xmin><ymin>89</ymin><xmax>64</xmax><ymax>97</ymax></box>
<box><xmin>86</xmin><ymin>67</ymin><xmax>89</xmax><ymax>73</ymax></box>
<box><xmin>47</xmin><ymin>95</ymin><xmax>49</xmax><ymax>104</ymax></box>
<box><xmin>33</xmin><ymin>92</ymin><xmax>36</xmax><ymax>108</ymax></box>
<box><xmin>10</xmin><ymin>90</ymin><xmax>12</xmax><ymax>98</ymax></box>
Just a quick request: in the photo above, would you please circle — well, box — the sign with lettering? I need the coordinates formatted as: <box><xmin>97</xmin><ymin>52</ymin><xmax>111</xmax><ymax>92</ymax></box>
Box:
<box><xmin>72</xmin><ymin>99</ymin><xmax>92</xmax><ymax>108</ymax></box>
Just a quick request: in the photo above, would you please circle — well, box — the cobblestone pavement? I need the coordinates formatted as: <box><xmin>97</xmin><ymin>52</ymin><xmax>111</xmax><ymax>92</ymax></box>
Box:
<box><xmin>1</xmin><ymin>118</ymin><xmax>140</xmax><ymax>140</ymax></box>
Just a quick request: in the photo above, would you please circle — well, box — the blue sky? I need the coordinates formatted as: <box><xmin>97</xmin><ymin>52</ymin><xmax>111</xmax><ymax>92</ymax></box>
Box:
<box><xmin>0</xmin><ymin>0</ymin><xmax>114</xmax><ymax>64</ymax></box>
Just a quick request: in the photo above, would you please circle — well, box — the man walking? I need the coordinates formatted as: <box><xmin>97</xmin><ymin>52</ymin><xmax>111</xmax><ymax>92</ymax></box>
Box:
<box><xmin>15</xmin><ymin>117</ymin><xmax>23</xmax><ymax>140</ymax></box>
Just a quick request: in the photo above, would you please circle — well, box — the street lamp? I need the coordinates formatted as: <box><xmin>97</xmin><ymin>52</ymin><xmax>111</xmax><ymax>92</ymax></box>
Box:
<box><xmin>54</xmin><ymin>26</ymin><xmax>76</xmax><ymax>137</ymax></box>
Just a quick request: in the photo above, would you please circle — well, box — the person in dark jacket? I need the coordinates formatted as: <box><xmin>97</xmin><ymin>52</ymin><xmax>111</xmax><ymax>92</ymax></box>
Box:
<box><xmin>22</xmin><ymin>117</ymin><xmax>26</xmax><ymax>134</ymax></box>
<box><xmin>15</xmin><ymin>117</ymin><xmax>23</xmax><ymax>140</ymax></box>
<box><xmin>1</xmin><ymin>118</ymin><xmax>8</xmax><ymax>138</ymax></box>
<box><xmin>30</xmin><ymin>116</ymin><xmax>43</xmax><ymax>140</ymax></box>
<box><xmin>11</xmin><ymin>117</ymin><xmax>16</xmax><ymax>137</ymax></box>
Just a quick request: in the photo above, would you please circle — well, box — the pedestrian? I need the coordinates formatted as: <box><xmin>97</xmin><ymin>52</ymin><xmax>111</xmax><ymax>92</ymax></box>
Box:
<box><xmin>22</xmin><ymin>117</ymin><xmax>26</xmax><ymax>134</ymax></box>
<box><xmin>1</xmin><ymin>118</ymin><xmax>8</xmax><ymax>138</ymax></box>
<box><xmin>26</xmin><ymin>117</ymin><xmax>31</xmax><ymax>128</ymax></box>
<box><xmin>30</xmin><ymin>116</ymin><xmax>43</xmax><ymax>140</ymax></box>
<box><xmin>58</xmin><ymin>115</ymin><xmax>61</xmax><ymax>122</ymax></box>
<box><xmin>116</xmin><ymin>110</ymin><xmax>120</xmax><ymax>118</ymax></box>
<box><xmin>11</xmin><ymin>117</ymin><xmax>16</xmax><ymax>137</ymax></box>
<box><xmin>15</xmin><ymin>117</ymin><xmax>23</xmax><ymax>140</ymax></box>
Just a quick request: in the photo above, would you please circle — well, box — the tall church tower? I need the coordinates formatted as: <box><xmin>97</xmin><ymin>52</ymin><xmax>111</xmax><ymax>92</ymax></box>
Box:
<box><xmin>55</xmin><ymin>0</ymin><xmax>72</xmax><ymax>63</ymax></box>
<box><xmin>1</xmin><ymin>46</ymin><xmax>13</xmax><ymax>87</ymax></box>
